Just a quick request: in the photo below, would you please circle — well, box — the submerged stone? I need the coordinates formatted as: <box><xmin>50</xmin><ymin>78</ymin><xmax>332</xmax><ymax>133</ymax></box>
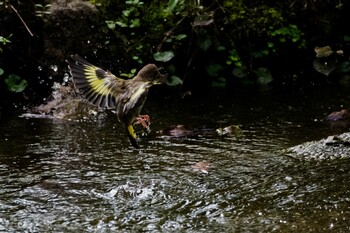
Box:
<box><xmin>158</xmin><ymin>124</ymin><xmax>242</xmax><ymax>139</ymax></box>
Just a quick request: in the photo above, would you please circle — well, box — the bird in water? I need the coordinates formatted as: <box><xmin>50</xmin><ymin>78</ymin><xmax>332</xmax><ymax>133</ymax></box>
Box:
<box><xmin>68</xmin><ymin>54</ymin><xmax>165</xmax><ymax>148</ymax></box>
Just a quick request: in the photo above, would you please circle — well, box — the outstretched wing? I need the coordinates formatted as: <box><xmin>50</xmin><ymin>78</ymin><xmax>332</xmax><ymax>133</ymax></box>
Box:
<box><xmin>68</xmin><ymin>54</ymin><xmax>123</xmax><ymax>109</ymax></box>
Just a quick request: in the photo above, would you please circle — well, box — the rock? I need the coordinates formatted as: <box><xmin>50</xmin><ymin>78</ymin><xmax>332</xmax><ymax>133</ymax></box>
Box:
<box><xmin>191</xmin><ymin>161</ymin><xmax>210</xmax><ymax>174</ymax></box>
<box><xmin>158</xmin><ymin>124</ymin><xmax>243</xmax><ymax>138</ymax></box>
<box><xmin>158</xmin><ymin>125</ymin><xmax>195</xmax><ymax>138</ymax></box>
<box><xmin>49</xmin><ymin>0</ymin><xmax>98</xmax><ymax>15</ymax></box>
<box><xmin>324</xmin><ymin>109</ymin><xmax>350</xmax><ymax>128</ymax></box>
<box><xmin>285</xmin><ymin>132</ymin><xmax>350</xmax><ymax>160</ymax></box>
<box><xmin>22</xmin><ymin>82</ymin><xmax>101</xmax><ymax>121</ymax></box>
<box><xmin>313</xmin><ymin>45</ymin><xmax>344</xmax><ymax>76</ymax></box>
<box><xmin>216</xmin><ymin>125</ymin><xmax>243</xmax><ymax>137</ymax></box>
<box><xmin>326</xmin><ymin>109</ymin><xmax>350</xmax><ymax>121</ymax></box>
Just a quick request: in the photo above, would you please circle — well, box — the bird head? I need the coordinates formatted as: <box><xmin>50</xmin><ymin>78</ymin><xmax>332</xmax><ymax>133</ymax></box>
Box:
<box><xmin>136</xmin><ymin>64</ymin><xmax>166</xmax><ymax>85</ymax></box>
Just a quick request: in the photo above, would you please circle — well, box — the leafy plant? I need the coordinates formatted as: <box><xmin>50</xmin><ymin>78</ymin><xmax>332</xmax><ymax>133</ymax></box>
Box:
<box><xmin>153</xmin><ymin>51</ymin><xmax>175</xmax><ymax>62</ymax></box>
<box><xmin>226</xmin><ymin>49</ymin><xmax>242</xmax><ymax>67</ymax></box>
<box><xmin>91</xmin><ymin>0</ymin><xmax>314</xmax><ymax>89</ymax></box>
<box><xmin>106</xmin><ymin>0</ymin><xmax>144</xmax><ymax>29</ymax></box>
<box><xmin>120</xmin><ymin>68</ymin><xmax>136</xmax><ymax>79</ymax></box>
<box><xmin>0</xmin><ymin>35</ymin><xmax>11</xmax><ymax>45</ymax></box>
<box><xmin>166</xmin><ymin>75</ymin><xmax>183</xmax><ymax>86</ymax></box>
<box><xmin>4</xmin><ymin>74</ymin><xmax>28</xmax><ymax>93</ymax></box>
<box><xmin>35</xmin><ymin>4</ymin><xmax>51</xmax><ymax>17</ymax></box>
<box><xmin>0</xmin><ymin>34</ymin><xmax>12</xmax><ymax>53</ymax></box>
<box><xmin>266</xmin><ymin>24</ymin><xmax>306</xmax><ymax>53</ymax></box>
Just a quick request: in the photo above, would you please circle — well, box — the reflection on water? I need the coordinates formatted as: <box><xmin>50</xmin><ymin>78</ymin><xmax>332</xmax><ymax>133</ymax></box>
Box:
<box><xmin>1</xmin><ymin>88</ymin><xmax>350</xmax><ymax>232</ymax></box>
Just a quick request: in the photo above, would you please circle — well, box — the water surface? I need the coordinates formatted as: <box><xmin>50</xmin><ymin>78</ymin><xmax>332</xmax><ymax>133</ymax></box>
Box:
<box><xmin>1</xmin><ymin>88</ymin><xmax>350</xmax><ymax>232</ymax></box>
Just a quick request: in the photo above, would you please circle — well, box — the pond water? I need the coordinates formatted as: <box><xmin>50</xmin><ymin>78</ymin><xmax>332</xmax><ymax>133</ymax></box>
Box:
<box><xmin>1</xmin><ymin>87</ymin><xmax>350</xmax><ymax>232</ymax></box>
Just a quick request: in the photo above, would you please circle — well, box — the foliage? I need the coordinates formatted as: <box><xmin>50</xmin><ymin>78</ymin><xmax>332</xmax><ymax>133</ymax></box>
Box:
<box><xmin>153</xmin><ymin>51</ymin><xmax>175</xmax><ymax>62</ymax></box>
<box><xmin>0</xmin><ymin>35</ymin><xmax>11</xmax><ymax>46</ymax></box>
<box><xmin>99</xmin><ymin>0</ymin><xmax>191</xmax><ymax>81</ymax></box>
<box><xmin>166</xmin><ymin>75</ymin><xmax>183</xmax><ymax>86</ymax></box>
<box><xmin>0</xmin><ymin>34</ymin><xmax>11</xmax><ymax>53</ymax></box>
<box><xmin>0</xmin><ymin>35</ymin><xmax>27</xmax><ymax>94</ymax></box>
<box><xmin>0</xmin><ymin>68</ymin><xmax>27</xmax><ymax>93</ymax></box>
<box><xmin>1</xmin><ymin>0</ymin><xmax>350</xmax><ymax>112</ymax></box>
<box><xmin>4</xmin><ymin>74</ymin><xmax>28</xmax><ymax>92</ymax></box>
<box><xmin>120</xmin><ymin>68</ymin><xmax>136</xmax><ymax>79</ymax></box>
<box><xmin>109</xmin><ymin>0</ymin><xmax>143</xmax><ymax>28</ymax></box>
<box><xmin>88</xmin><ymin>0</ymin><xmax>315</xmax><ymax>87</ymax></box>
<box><xmin>34</xmin><ymin>3</ymin><xmax>51</xmax><ymax>17</ymax></box>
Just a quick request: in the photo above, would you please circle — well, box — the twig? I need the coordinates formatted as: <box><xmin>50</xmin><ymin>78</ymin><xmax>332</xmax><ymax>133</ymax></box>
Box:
<box><xmin>156</xmin><ymin>16</ymin><xmax>186</xmax><ymax>52</ymax></box>
<box><xmin>9</xmin><ymin>4</ymin><xmax>34</xmax><ymax>37</ymax></box>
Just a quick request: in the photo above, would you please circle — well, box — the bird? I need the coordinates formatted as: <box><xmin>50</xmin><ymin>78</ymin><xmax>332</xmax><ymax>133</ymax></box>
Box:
<box><xmin>67</xmin><ymin>54</ymin><xmax>165</xmax><ymax>148</ymax></box>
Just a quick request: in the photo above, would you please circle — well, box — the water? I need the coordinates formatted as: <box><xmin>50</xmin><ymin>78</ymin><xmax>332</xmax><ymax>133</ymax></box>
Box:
<box><xmin>1</xmin><ymin>87</ymin><xmax>350</xmax><ymax>232</ymax></box>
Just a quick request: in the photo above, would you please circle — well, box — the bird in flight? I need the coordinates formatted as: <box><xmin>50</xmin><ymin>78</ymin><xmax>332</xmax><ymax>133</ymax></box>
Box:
<box><xmin>68</xmin><ymin>54</ymin><xmax>165</xmax><ymax>148</ymax></box>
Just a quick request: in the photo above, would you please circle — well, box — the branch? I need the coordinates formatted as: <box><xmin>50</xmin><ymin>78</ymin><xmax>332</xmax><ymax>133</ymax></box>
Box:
<box><xmin>9</xmin><ymin>4</ymin><xmax>34</xmax><ymax>37</ymax></box>
<box><xmin>156</xmin><ymin>16</ymin><xmax>186</xmax><ymax>52</ymax></box>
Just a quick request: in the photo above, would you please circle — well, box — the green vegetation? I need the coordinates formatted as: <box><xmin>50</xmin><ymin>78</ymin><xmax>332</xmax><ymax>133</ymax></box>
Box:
<box><xmin>0</xmin><ymin>0</ymin><xmax>349</xmax><ymax>111</ymax></box>
<box><xmin>0</xmin><ymin>34</ymin><xmax>12</xmax><ymax>53</ymax></box>
<box><xmin>4</xmin><ymin>74</ymin><xmax>28</xmax><ymax>92</ymax></box>
<box><xmin>0</xmin><ymin>34</ymin><xmax>27</xmax><ymax>93</ymax></box>
<box><xmin>89</xmin><ymin>0</ymin><xmax>316</xmax><ymax>87</ymax></box>
<box><xmin>34</xmin><ymin>3</ymin><xmax>51</xmax><ymax>17</ymax></box>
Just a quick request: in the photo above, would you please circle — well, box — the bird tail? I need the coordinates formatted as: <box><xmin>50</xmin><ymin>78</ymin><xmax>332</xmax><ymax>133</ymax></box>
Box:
<box><xmin>126</xmin><ymin>124</ymin><xmax>140</xmax><ymax>149</ymax></box>
<box><xmin>67</xmin><ymin>54</ymin><xmax>117</xmax><ymax>109</ymax></box>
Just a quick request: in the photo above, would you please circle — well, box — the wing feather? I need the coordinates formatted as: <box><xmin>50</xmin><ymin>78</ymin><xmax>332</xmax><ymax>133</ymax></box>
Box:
<box><xmin>67</xmin><ymin>54</ymin><xmax>161</xmax><ymax>149</ymax></box>
<box><xmin>68</xmin><ymin>54</ymin><xmax>123</xmax><ymax>110</ymax></box>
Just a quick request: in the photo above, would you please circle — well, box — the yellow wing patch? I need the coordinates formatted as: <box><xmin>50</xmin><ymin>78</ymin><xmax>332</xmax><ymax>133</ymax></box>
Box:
<box><xmin>84</xmin><ymin>65</ymin><xmax>111</xmax><ymax>96</ymax></box>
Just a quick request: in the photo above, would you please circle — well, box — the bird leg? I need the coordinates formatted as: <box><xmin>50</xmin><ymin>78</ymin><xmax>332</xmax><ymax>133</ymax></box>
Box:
<box><xmin>133</xmin><ymin>115</ymin><xmax>151</xmax><ymax>128</ymax></box>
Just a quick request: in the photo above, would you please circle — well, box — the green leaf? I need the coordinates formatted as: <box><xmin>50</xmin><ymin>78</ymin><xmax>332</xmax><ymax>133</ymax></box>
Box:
<box><xmin>0</xmin><ymin>68</ymin><xmax>4</xmax><ymax>75</ymax></box>
<box><xmin>206</xmin><ymin>63</ymin><xmax>223</xmax><ymax>77</ymax></box>
<box><xmin>166</xmin><ymin>0</ymin><xmax>179</xmax><ymax>12</ymax></box>
<box><xmin>232</xmin><ymin>67</ymin><xmax>247</xmax><ymax>78</ymax></box>
<box><xmin>212</xmin><ymin>77</ymin><xmax>226</xmax><ymax>88</ymax></box>
<box><xmin>153</xmin><ymin>51</ymin><xmax>175</xmax><ymax>62</ymax></box>
<box><xmin>4</xmin><ymin>74</ymin><xmax>28</xmax><ymax>92</ymax></box>
<box><xmin>0</xmin><ymin>35</ymin><xmax>11</xmax><ymax>45</ymax></box>
<box><xmin>166</xmin><ymin>75</ymin><xmax>183</xmax><ymax>86</ymax></box>
<box><xmin>255</xmin><ymin>67</ymin><xmax>273</xmax><ymax>84</ymax></box>
<box><xmin>174</xmin><ymin>34</ymin><xmax>187</xmax><ymax>40</ymax></box>
<box><xmin>337</xmin><ymin>61</ymin><xmax>350</xmax><ymax>73</ymax></box>
<box><xmin>130</xmin><ymin>18</ymin><xmax>140</xmax><ymax>28</ymax></box>
<box><xmin>122</xmin><ymin>9</ymin><xmax>131</xmax><ymax>17</ymax></box>
<box><xmin>120</xmin><ymin>68</ymin><xmax>137</xmax><ymax>79</ymax></box>
<box><xmin>216</xmin><ymin>45</ymin><xmax>226</xmax><ymax>51</ymax></box>
<box><xmin>199</xmin><ymin>37</ymin><xmax>212</xmax><ymax>51</ymax></box>
<box><xmin>267</xmin><ymin>42</ymin><xmax>274</xmax><ymax>48</ymax></box>
<box><xmin>106</xmin><ymin>20</ymin><xmax>116</xmax><ymax>30</ymax></box>
<box><xmin>253</xmin><ymin>49</ymin><xmax>269</xmax><ymax>58</ymax></box>
<box><xmin>116</xmin><ymin>21</ymin><xmax>128</xmax><ymax>28</ymax></box>
<box><xmin>344</xmin><ymin>35</ymin><xmax>350</xmax><ymax>42</ymax></box>
<box><xmin>166</xmin><ymin>64</ymin><xmax>176</xmax><ymax>73</ymax></box>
